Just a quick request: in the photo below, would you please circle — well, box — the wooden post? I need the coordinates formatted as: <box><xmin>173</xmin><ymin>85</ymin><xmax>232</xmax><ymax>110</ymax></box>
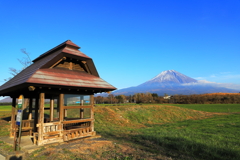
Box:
<box><xmin>37</xmin><ymin>93</ymin><xmax>45</xmax><ymax>145</ymax></box>
<box><xmin>50</xmin><ymin>98</ymin><xmax>54</xmax><ymax>122</ymax></box>
<box><xmin>28</xmin><ymin>98</ymin><xmax>33</xmax><ymax>120</ymax></box>
<box><xmin>63</xmin><ymin>95</ymin><xmax>67</xmax><ymax>119</ymax></box>
<box><xmin>34</xmin><ymin>97</ymin><xmax>39</xmax><ymax>132</ymax></box>
<box><xmin>59</xmin><ymin>94</ymin><xmax>64</xmax><ymax>137</ymax></box>
<box><xmin>59</xmin><ymin>94</ymin><xmax>64</xmax><ymax>122</ymax></box>
<box><xmin>18</xmin><ymin>98</ymin><xmax>27</xmax><ymax>146</ymax></box>
<box><xmin>57</xmin><ymin>98</ymin><xmax>59</xmax><ymax>119</ymax></box>
<box><xmin>64</xmin><ymin>109</ymin><xmax>67</xmax><ymax>119</ymax></box>
<box><xmin>80</xmin><ymin>109</ymin><xmax>84</xmax><ymax>119</ymax></box>
<box><xmin>90</xmin><ymin>95</ymin><xmax>94</xmax><ymax>132</ymax></box>
<box><xmin>10</xmin><ymin>97</ymin><xmax>16</xmax><ymax>137</ymax></box>
<box><xmin>80</xmin><ymin>99</ymin><xmax>84</xmax><ymax>119</ymax></box>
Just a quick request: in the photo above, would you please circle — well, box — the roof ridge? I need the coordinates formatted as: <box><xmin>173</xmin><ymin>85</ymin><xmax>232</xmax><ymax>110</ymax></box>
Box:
<box><xmin>33</xmin><ymin>40</ymin><xmax>80</xmax><ymax>62</ymax></box>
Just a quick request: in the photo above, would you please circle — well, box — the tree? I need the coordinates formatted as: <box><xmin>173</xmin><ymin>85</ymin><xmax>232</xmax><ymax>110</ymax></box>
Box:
<box><xmin>4</xmin><ymin>49</ymin><xmax>32</xmax><ymax>81</ymax></box>
<box><xmin>115</xmin><ymin>95</ymin><xmax>126</xmax><ymax>103</ymax></box>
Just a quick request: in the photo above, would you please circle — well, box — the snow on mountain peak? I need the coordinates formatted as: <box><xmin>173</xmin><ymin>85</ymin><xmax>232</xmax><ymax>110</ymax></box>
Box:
<box><xmin>147</xmin><ymin>70</ymin><xmax>197</xmax><ymax>84</ymax></box>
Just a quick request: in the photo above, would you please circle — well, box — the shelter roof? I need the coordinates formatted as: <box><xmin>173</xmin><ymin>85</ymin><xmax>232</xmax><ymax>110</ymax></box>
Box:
<box><xmin>0</xmin><ymin>40</ymin><xmax>116</xmax><ymax>97</ymax></box>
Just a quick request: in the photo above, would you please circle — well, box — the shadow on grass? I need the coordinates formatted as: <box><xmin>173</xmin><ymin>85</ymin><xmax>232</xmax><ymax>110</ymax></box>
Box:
<box><xmin>9</xmin><ymin>155</ymin><xmax>22</xmax><ymax>160</ymax></box>
<box><xmin>1</xmin><ymin>116</ymin><xmax>11</xmax><ymax>121</ymax></box>
<box><xmin>135</xmin><ymin>134</ymin><xmax>240</xmax><ymax>160</ymax></box>
<box><xmin>99</xmin><ymin>130</ymin><xmax>240</xmax><ymax>160</ymax></box>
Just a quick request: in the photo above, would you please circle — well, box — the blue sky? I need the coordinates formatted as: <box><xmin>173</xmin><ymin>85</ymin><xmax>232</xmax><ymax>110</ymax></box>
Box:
<box><xmin>0</xmin><ymin>0</ymin><xmax>240</xmax><ymax>92</ymax></box>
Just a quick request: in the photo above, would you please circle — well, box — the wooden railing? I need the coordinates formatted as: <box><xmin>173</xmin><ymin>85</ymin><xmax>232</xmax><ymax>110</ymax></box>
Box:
<box><xmin>35</xmin><ymin>122</ymin><xmax>63</xmax><ymax>145</ymax></box>
<box><xmin>63</xmin><ymin>118</ymin><xmax>91</xmax><ymax>130</ymax></box>
<box><xmin>62</xmin><ymin>118</ymin><xmax>95</xmax><ymax>141</ymax></box>
<box><xmin>63</xmin><ymin>126</ymin><xmax>95</xmax><ymax>141</ymax></box>
<box><xmin>42</xmin><ymin>122</ymin><xmax>62</xmax><ymax>136</ymax></box>
<box><xmin>35</xmin><ymin>119</ymin><xmax>95</xmax><ymax>144</ymax></box>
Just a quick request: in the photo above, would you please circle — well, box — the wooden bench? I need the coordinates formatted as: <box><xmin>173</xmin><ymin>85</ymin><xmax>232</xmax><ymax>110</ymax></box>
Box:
<box><xmin>15</xmin><ymin>119</ymin><xmax>34</xmax><ymax>136</ymax></box>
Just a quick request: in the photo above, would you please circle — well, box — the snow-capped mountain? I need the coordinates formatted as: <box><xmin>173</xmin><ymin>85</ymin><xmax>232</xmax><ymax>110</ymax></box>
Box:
<box><xmin>139</xmin><ymin>70</ymin><xmax>197</xmax><ymax>86</ymax></box>
<box><xmin>111</xmin><ymin>70</ymin><xmax>238</xmax><ymax>96</ymax></box>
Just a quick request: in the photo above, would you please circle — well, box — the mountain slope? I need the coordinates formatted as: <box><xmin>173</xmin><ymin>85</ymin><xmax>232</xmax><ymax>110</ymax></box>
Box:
<box><xmin>141</xmin><ymin>70</ymin><xmax>197</xmax><ymax>85</ymax></box>
<box><xmin>112</xmin><ymin>70</ymin><xmax>238</xmax><ymax>96</ymax></box>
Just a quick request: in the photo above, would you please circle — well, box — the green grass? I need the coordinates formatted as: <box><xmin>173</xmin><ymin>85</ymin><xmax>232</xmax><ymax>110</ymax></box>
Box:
<box><xmin>166</xmin><ymin>104</ymin><xmax>240</xmax><ymax>113</ymax></box>
<box><xmin>0</xmin><ymin>105</ymin><xmax>11</xmax><ymax>111</ymax></box>
<box><xmin>94</xmin><ymin>104</ymin><xmax>240</xmax><ymax>160</ymax></box>
<box><xmin>135</xmin><ymin>114</ymin><xmax>240</xmax><ymax>160</ymax></box>
<box><xmin>0</xmin><ymin>103</ymin><xmax>240</xmax><ymax>159</ymax></box>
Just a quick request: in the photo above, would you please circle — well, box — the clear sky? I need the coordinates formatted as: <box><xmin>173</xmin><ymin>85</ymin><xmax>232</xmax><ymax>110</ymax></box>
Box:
<box><xmin>0</xmin><ymin>0</ymin><xmax>240</xmax><ymax>91</ymax></box>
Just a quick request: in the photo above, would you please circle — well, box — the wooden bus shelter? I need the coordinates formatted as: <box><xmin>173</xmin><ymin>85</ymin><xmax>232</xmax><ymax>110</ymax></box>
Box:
<box><xmin>0</xmin><ymin>40</ymin><xmax>116</xmax><ymax>146</ymax></box>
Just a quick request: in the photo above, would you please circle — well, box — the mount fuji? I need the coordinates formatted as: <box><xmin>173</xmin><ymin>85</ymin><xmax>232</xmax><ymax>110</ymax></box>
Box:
<box><xmin>112</xmin><ymin>70</ymin><xmax>238</xmax><ymax>96</ymax></box>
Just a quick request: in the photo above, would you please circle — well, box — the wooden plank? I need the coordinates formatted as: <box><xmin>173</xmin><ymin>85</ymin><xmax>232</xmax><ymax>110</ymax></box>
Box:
<box><xmin>50</xmin><ymin>57</ymin><xmax>66</xmax><ymax>69</ymax></box>
<box><xmin>69</xmin><ymin>62</ymin><xmax>73</xmax><ymax>70</ymax></box>
<box><xmin>62</xmin><ymin>118</ymin><xmax>93</xmax><ymax>124</ymax></box>
<box><xmin>63</xmin><ymin>131</ymin><xmax>95</xmax><ymax>141</ymax></box>
<box><xmin>43</xmin><ymin>131</ymin><xmax>61</xmax><ymax>136</ymax></box>
<box><xmin>42</xmin><ymin>122</ymin><xmax>61</xmax><ymax>127</ymax></box>
<box><xmin>42</xmin><ymin>137</ymin><xmax>63</xmax><ymax>145</ymax></box>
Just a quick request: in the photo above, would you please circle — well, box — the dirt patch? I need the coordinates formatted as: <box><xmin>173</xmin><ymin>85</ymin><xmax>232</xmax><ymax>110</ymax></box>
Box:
<box><xmin>26</xmin><ymin>137</ymin><xmax>173</xmax><ymax>160</ymax></box>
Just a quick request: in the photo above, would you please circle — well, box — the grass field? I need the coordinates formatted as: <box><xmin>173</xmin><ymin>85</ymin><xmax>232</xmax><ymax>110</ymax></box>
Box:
<box><xmin>0</xmin><ymin>104</ymin><xmax>239</xmax><ymax>159</ymax></box>
<box><xmin>94</xmin><ymin>104</ymin><xmax>240</xmax><ymax>160</ymax></box>
<box><xmin>0</xmin><ymin>105</ymin><xmax>12</xmax><ymax>111</ymax></box>
<box><xmin>165</xmin><ymin>104</ymin><xmax>240</xmax><ymax>113</ymax></box>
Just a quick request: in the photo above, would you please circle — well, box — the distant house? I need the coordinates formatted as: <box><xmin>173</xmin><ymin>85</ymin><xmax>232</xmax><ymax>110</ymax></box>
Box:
<box><xmin>163</xmin><ymin>95</ymin><xmax>171</xmax><ymax>99</ymax></box>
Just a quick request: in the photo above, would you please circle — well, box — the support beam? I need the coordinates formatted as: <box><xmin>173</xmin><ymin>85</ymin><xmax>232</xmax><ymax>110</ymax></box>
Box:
<box><xmin>80</xmin><ymin>99</ymin><xmax>84</xmax><ymax>119</ymax></box>
<box><xmin>90</xmin><ymin>95</ymin><xmax>94</xmax><ymax>132</ymax></box>
<box><xmin>59</xmin><ymin>94</ymin><xmax>64</xmax><ymax>137</ymax></box>
<box><xmin>34</xmin><ymin>97</ymin><xmax>39</xmax><ymax>132</ymax></box>
<box><xmin>28</xmin><ymin>98</ymin><xmax>33</xmax><ymax>120</ymax></box>
<box><xmin>10</xmin><ymin>97</ymin><xmax>16</xmax><ymax>137</ymax></box>
<box><xmin>50</xmin><ymin>98</ymin><xmax>54</xmax><ymax>122</ymax></box>
<box><xmin>80</xmin><ymin>109</ymin><xmax>84</xmax><ymax>119</ymax></box>
<box><xmin>81</xmin><ymin>61</ymin><xmax>91</xmax><ymax>74</ymax></box>
<box><xmin>57</xmin><ymin>98</ymin><xmax>59</xmax><ymax>119</ymax></box>
<box><xmin>64</xmin><ymin>109</ymin><xmax>67</xmax><ymax>119</ymax></box>
<box><xmin>37</xmin><ymin>93</ymin><xmax>45</xmax><ymax>145</ymax></box>
<box><xmin>59</xmin><ymin>94</ymin><xmax>64</xmax><ymax>121</ymax></box>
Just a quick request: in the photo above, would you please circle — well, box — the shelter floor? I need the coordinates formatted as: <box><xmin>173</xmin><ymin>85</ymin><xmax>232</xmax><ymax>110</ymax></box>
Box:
<box><xmin>0</xmin><ymin>134</ymin><xmax>103</xmax><ymax>154</ymax></box>
<box><xmin>0</xmin><ymin>136</ymin><xmax>39</xmax><ymax>153</ymax></box>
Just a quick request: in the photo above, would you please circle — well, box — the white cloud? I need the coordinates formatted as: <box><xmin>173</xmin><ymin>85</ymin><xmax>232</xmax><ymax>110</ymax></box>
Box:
<box><xmin>194</xmin><ymin>77</ymin><xmax>205</xmax><ymax>80</ymax></box>
<box><xmin>197</xmin><ymin>80</ymin><xmax>216</xmax><ymax>84</ymax></box>
<box><xmin>195</xmin><ymin>72</ymin><xmax>240</xmax><ymax>84</ymax></box>
<box><xmin>182</xmin><ymin>80</ymin><xmax>240</xmax><ymax>90</ymax></box>
<box><xmin>214</xmin><ymin>83</ymin><xmax>240</xmax><ymax>90</ymax></box>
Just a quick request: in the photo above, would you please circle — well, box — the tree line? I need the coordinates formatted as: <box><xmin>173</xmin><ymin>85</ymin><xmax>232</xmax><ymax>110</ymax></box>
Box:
<box><xmin>95</xmin><ymin>93</ymin><xmax>240</xmax><ymax>104</ymax></box>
